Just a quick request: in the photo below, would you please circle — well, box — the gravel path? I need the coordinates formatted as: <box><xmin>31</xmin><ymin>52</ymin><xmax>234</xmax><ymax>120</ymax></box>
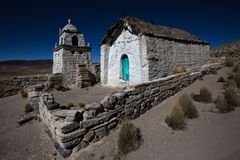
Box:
<box><xmin>70</xmin><ymin>67</ymin><xmax>240</xmax><ymax>160</ymax></box>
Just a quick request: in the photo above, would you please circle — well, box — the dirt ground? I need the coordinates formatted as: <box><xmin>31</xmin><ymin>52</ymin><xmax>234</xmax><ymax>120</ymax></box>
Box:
<box><xmin>70</xmin><ymin>67</ymin><xmax>240</xmax><ymax>160</ymax></box>
<box><xmin>1</xmin><ymin>67</ymin><xmax>240</xmax><ymax>160</ymax></box>
<box><xmin>53</xmin><ymin>84</ymin><xmax>120</xmax><ymax>106</ymax></box>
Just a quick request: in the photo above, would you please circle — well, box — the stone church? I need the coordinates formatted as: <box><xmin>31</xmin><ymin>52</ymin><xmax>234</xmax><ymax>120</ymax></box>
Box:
<box><xmin>53</xmin><ymin>19</ymin><xmax>99</xmax><ymax>87</ymax></box>
<box><xmin>100</xmin><ymin>16</ymin><xmax>210</xmax><ymax>86</ymax></box>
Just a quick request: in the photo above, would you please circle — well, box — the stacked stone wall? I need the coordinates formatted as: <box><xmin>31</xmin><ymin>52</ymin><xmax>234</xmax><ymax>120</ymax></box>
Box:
<box><xmin>0</xmin><ymin>74</ymin><xmax>49</xmax><ymax>98</ymax></box>
<box><xmin>37</xmin><ymin>63</ymin><xmax>223</xmax><ymax>157</ymax></box>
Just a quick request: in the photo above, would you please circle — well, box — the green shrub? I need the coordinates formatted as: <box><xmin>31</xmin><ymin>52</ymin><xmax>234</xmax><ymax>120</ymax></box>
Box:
<box><xmin>199</xmin><ymin>87</ymin><xmax>212</xmax><ymax>102</ymax></box>
<box><xmin>225</xmin><ymin>56</ymin><xmax>234</xmax><ymax>67</ymax></box>
<box><xmin>165</xmin><ymin>104</ymin><xmax>185</xmax><ymax>130</ymax></box>
<box><xmin>118</xmin><ymin>121</ymin><xmax>143</xmax><ymax>155</ymax></box>
<box><xmin>179</xmin><ymin>94</ymin><xmax>198</xmax><ymax>119</ymax></box>
<box><xmin>224</xmin><ymin>86</ymin><xmax>240</xmax><ymax>107</ymax></box>
<box><xmin>225</xmin><ymin>79</ymin><xmax>237</xmax><ymax>88</ymax></box>
<box><xmin>217</xmin><ymin>76</ymin><xmax>225</xmax><ymax>82</ymax></box>
<box><xmin>78</xmin><ymin>102</ymin><xmax>86</xmax><ymax>108</ymax></box>
<box><xmin>233</xmin><ymin>65</ymin><xmax>239</xmax><ymax>73</ymax></box>
<box><xmin>20</xmin><ymin>88</ymin><xmax>28</xmax><ymax>98</ymax></box>
<box><xmin>173</xmin><ymin>65</ymin><xmax>187</xmax><ymax>74</ymax></box>
<box><xmin>24</xmin><ymin>103</ymin><xmax>33</xmax><ymax>113</ymax></box>
<box><xmin>209</xmin><ymin>68</ymin><xmax>218</xmax><ymax>74</ymax></box>
<box><xmin>234</xmin><ymin>69</ymin><xmax>240</xmax><ymax>88</ymax></box>
<box><xmin>67</xmin><ymin>102</ymin><xmax>74</xmax><ymax>108</ymax></box>
<box><xmin>215</xmin><ymin>95</ymin><xmax>234</xmax><ymax>113</ymax></box>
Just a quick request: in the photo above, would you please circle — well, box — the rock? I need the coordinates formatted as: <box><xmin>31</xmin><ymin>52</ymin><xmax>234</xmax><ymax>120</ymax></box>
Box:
<box><xmin>78</xmin><ymin>140</ymin><xmax>89</xmax><ymax>150</ymax></box>
<box><xmin>17</xmin><ymin>112</ymin><xmax>36</xmax><ymax>125</ymax></box>
<box><xmin>100</xmin><ymin>95</ymin><xmax>117</xmax><ymax>110</ymax></box>
<box><xmin>98</xmin><ymin>111</ymin><xmax>117</xmax><ymax>123</ymax></box>
<box><xmin>95</xmin><ymin>125</ymin><xmax>107</xmax><ymax>138</ymax></box>
<box><xmin>46</xmin><ymin>102</ymin><xmax>60</xmax><ymax>110</ymax></box>
<box><xmin>56</xmin><ymin>128</ymin><xmax>87</xmax><ymax>143</ymax></box>
<box><xmin>52</xmin><ymin>110</ymin><xmax>83</xmax><ymax>121</ymax></box>
<box><xmin>42</xmin><ymin>85</ymin><xmax>50</xmax><ymax>92</ymax></box>
<box><xmin>56</xmin><ymin>121</ymin><xmax>79</xmax><ymax>134</ymax></box>
<box><xmin>108</xmin><ymin>120</ymin><xmax>117</xmax><ymax>130</ymax></box>
<box><xmin>83</xmin><ymin>131</ymin><xmax>95</xmax><ymax>142</ymax></box>
<box><xmin>83</xmin><ymin>110</ymin><xmax>95</xmax><ymax>120</ymax></box>
<box><xmin>53</xmin><ymin>140</ymin><xmax>72</xmax><ymax>158</ymax></box>
<box><xmin>80</xmin><ymin>118</ymin><xmax>99</xmax><ymax>129</ymax></box>
<box><xmin>60</xmin><ymin>137</ymin><xmax>82</xmax><ymax>149</ymax></box>
<box><xmin>84</xmin><ymin>102</ymin><xmax>104</xmax><ymax>114</ymax></box>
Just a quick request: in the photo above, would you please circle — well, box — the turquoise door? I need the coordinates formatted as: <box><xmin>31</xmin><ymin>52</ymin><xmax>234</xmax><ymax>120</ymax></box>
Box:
<box><xmin>121</xmin><ymin>55</ymin><xmax>129</xmax><ymax>80</ymax></box>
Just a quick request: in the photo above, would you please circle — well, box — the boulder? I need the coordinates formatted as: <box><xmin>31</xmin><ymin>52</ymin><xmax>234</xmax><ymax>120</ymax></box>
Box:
<box><xmin>100</xmin><ymin>95</ymin><xmax>117</xmax><ymax>110</ymax></box>
<box><xmin>46</xmin><ymin>102</ymin><xmax>60</xmax><ymax>110</ymax></box>
<box><xmin>17</xmin><ymin>112</ymin><xmax>36</xmax><ymax>125</ymax></box>
<box><xmin>56</xmin><ymin>121</ymin><xmax>79</xmax><ymax>134</ymax></box>
<box><xmin>56</xmin><ymin>128</ymin><xmax>87</xmax><ymax>143</ymax></box>
<box><xmin>83</xmin><ymin>130</ymin><xmax>95</xmax><ymax>142</ymax></box>
<box><xmin>53</xmin><ymin>110</ymin><xmax>83</xmax><ymax>121</ymax></box>
<box><xmin>78</xmin><ymin>140</ymin><xmax>89</xmax><ymax>150</ymax></box>
<box><xmin>84</xmin><ymin>102</ymin><xmax>104</xmax><ymax>114</ymax></box>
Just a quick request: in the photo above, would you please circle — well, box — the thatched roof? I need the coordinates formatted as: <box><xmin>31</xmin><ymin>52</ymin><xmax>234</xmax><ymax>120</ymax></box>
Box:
<box><xmin>101</xmin><ymin>16</ymin><xmax>209</xmax><ymax>45</ymax></box>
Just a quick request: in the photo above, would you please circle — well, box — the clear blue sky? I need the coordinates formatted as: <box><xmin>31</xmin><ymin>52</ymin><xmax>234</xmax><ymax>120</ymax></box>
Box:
<box><xmin>0</xmin><ymin>0</ymin><xmax>239</xmax><ymax>62</ymax></box>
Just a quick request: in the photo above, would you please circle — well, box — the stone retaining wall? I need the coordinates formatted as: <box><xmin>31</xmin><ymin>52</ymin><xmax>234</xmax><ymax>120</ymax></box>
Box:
<box><xmin>36</xmin><ymin>63</ymin><xmax>223</xmax><ymax>157</ymax></box>
<box><xmin>0</xmin><ymin>74</ymin><xmax>49</xmax><ymax>98</ymax></box>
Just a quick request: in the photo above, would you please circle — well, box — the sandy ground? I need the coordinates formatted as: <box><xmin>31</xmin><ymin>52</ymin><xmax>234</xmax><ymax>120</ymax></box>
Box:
<box><xmin>1</xmin><ymin>67</ymin><xmax>240</xmax><ymax>160</ymax></box>
<box><xmin>0</xmin><ymin>95</ymin><xmax>63</xmax><ymax>160</ymax></box>
<box><xmin>53</xmin><ymin>85</ymin><xmax>119</xmax><ymax>106</ymax></box>
<box><xmin>70</xmin><ymin>67</ymin><xmax>240</xmax><ymax>160</ymax></box>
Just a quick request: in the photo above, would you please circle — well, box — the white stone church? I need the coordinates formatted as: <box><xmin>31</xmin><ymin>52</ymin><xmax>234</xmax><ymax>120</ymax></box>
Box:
<box><xmin>100</xmin><ymin>16</ymin><xmax>210</xmax><ymax>86</ymax></box>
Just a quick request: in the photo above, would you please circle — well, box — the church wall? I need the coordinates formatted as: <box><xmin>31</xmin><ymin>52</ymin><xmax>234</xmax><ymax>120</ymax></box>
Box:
<box><xmin>59</xmin><ymin>32</ymin><xmax>85</xmax><ymax>46</ymax></box>
<box><xmin>53</xmin><ymin>49</ymin><xmax>63</xmax><ymax>74</ymax></box>
<box><xmin>145</xmin><ymin>36</ymin><xmax>210</xmax><ymax>81</ymax></box>
<box><xmin>106</xmin><ymin>29</ymin><xmax>143</xmax><ymax>85</ymax></box>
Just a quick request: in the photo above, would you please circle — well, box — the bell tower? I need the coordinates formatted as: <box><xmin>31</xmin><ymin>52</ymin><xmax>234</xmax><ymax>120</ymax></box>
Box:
<box><xmin>52</xmin><ymin>19</ymin><xmax>92</xmax><ymax>86</ymax></box>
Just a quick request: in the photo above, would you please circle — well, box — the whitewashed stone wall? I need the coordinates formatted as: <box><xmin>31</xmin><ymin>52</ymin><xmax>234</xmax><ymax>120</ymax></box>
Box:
<box><xmin>102</xmin><ymin>29</ymin><xmax>148</xmax><ymax>86</ymax></box>
<box><xmin>145</xmin><ymin>37</ymin><xmax>210</xmax><ymax>80</ymax></box>
<box><xmin>53</xmin><ymin>49</ymin><xmax>63</xmax><ymax>74</ymax></box>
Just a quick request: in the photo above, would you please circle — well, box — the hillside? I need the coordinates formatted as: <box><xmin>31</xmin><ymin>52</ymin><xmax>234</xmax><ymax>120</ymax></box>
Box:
<box><xmin>210</xmin><ymin>40</ymin><xmax>240</xmax><ymax>57</ymax></box>
<box><xmin>0</xmin><ymin>59</ymin><xmax>52</xmax><ymax>79</ymax></box>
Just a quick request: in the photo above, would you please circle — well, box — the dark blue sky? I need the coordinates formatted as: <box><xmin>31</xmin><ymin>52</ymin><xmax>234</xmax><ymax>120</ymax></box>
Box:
<box><xmin>0</xmin><ymin>0</ymin><xmax>239</xmax><ymax>62</ymax></box>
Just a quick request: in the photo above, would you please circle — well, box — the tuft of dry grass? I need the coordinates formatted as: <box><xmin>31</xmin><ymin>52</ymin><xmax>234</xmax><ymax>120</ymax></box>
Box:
<box><xmin>192</xmin><ymin>87</ymin><xmax>212</xmax><ymax>103</ymax></box>
<box><xmin>215</xmin><ymin>95</ymin><xmax>234</xmax><ymax>113</ymax></box>
<box><xmin>225</xmin><ymin>56</ymin><xmax>234</xmax><ymax>67</ymax></box>
<box><xmin>225</xmin><ymin>79</ymin><xmax>237</xmax><ymax>88</ymax></box>
<box><xmin>20</xmin><ymin>88</ymin><xmax>28</xmax><ymax>98</ymax></box>
<box><xmin>179</xmin><ymin>94</ymin><xmax>198</xmax><ymax>119</ymax></box>
<box><xmin>224</xmin><ymin>86</ymin><xmax>240</xmax><ymax>107</ymax></box>
<box><xmin>67</xmin><ymin>102</ymin><xmax>74</xmax><ymax>108</ymax></box>
<box><xmin>78</xmin><ymin>102</ymin><xmax>86</xmax><ymax>108</ymax></box>
<box><xmin>118</xmin><ymin>121</ymin><xmax>143</xmax><ymax>156</ymax></box>
<box><xmin>234</xmin><ymin>69</ymin><xmax>240</xmax><ymax>88</ymax></box>
<box><xmin>232</xmin><ymin>65</ymin><xmax>239</xmax><ymax>73</ymax></box>
<box><xmin>165</xmin><ymin>104</ymin><xmax>185</xmax><ymax>130</ymax></box>
<box><xmin>24</xmin><ymin>103</ymin><xmax>33</xmax><ymax>113</ymax></box>
<box><xmin>173</xmin><ymin>65</ymin><xmax>187</xmax><ymax>74</ymax></box>
<box><xmin>209</xmin><ymin>68</ymin><xmax>218</xmax><ymax>74</ymax></box>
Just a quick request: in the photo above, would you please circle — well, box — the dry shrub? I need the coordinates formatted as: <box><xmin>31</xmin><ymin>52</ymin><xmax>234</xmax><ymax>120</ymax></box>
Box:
<box><xmin>67</xmin><ymin>102</ymin><xmax>74</xmax><ymax>108</ymax></box>
<box><xmin>165</xmin><ymin>104</ymin><xmax>185</xmax><ymax>130</ymax></box>
<box><xmin>234</xmin><ymin>69</ymin><xmax>240</xmax><ymax>88</ymax></box>
<box><xmin>224</xmin><ymin>86</ymin><xmax>240</xmax><ymax>107</ymax></box>
<box><xmin>173</xmin><ymin>65</ymin><xmax>187</xmax><ymax>74</ymax></box>
<box><xmin>217</xmin><ymin>76</ymin><xmax>225</xmax><ymax>82</ymax></box>
<box><xmin>199</xmin><ymin>87</ymin><xmax>212</xmax><ymax>102</ymax></box>
<box><xmin>20</xmin><ymin>88</ymin><xmax>28</xmax><ymax>98</ymax></box>
<box><xmin>179</xmin><ymin>94</ymin><xmax>198</xmax><ymax>119</ymax></box>
<box><xmin>24</xmin><ymin>103</ymin><xmax>33</xmax><ymax>113</ymax></box>
<box><xmin>215</xmin><ymin>95</ymin><xmax>234</xmax><ymax>113</ymax></box>
<box><xmin>225</xmin><ymin>79</ymin><xmax>237</xmax><ymax>88</ymax></box>
<box><xmin>78</xmin><ymin>102</ymin><xmax>86</xmax><ymax>108</ymax></box>
<box><xmin>209</xmin><ymin>68</ymin><xmax>218</xmax><ymax>74</ymax></box>
<box><xmin>232</xmin><ymin>65</ymin><xmax>239</xmax><ymax>73</ymax></box>
<box><xmin>118</xmin><ymin>121</ymin><xmax>143</xmax><ymax>155</ymax></box>
<box><xmin>225</xmin><ymin>56</ymin><xmax>234</xmax><ymax>67</ymax></box>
